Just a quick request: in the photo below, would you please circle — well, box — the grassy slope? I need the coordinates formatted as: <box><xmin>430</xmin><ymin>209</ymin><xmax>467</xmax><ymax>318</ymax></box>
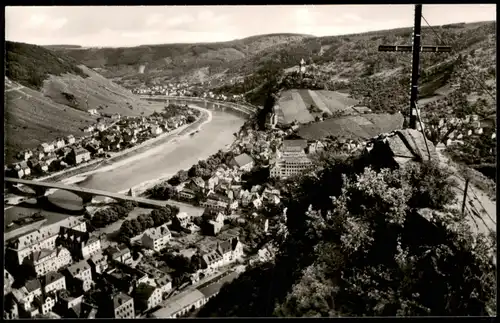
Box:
<box><xmin>4</xmin><ymin>42</ymin><xmax>159</xmax><ymax>164</ymax></box>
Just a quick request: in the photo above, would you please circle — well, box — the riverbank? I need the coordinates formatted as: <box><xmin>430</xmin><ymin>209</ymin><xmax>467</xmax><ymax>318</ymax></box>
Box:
<box><xmin>38</xmin><ymin>105</ymin><xmax>210</xmax><ymax>184</ymax></box>
<box><xmin>60</xmin><ymin>105</ymin><xmax>211</xmax><ymax>187</ymax></box>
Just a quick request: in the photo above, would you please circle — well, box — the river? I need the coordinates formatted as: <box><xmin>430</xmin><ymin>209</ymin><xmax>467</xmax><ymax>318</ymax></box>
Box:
<box><xmin>76</xmin><ymin>102</ymin><xmax>245</xmax><ymax>193</ymax></box>
<box><xmin>5</xmin><ymin>100</ymin><xmax>246</xmax><ymax>232</ymax></box>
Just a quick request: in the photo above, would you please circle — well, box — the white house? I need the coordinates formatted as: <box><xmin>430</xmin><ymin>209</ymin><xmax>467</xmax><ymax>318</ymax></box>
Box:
<box><xmin>66</xmin><ymin>135</ymin><xmax>76</xmax><ymax>145</ymax></box>
<box><xmin>43</xmin><ymin>272</ymin><xmax>66</xmax><ymax>294</ymax></box>
<box><xmin>55</xmin><ymin>138</ymin><xmax>66</xmax><ymax>149</ymax></box>
<box><xmin>150</xmin><ymin>125</ymin><xmax>163</xmax><ymax>136</ymax></box>
<box><xmin>141</xmin><ymin>223</ymin><xmax>172</xmax><ymax>252</ymax></box>
<box><xmin>66</xmin><ymin>260</ymin><xmax>93</xmax><ymax>292</ymax></box>
<box><xmin>40</xmin><ymin>143</ymin><xmax>55</xmax><ymax>153</ymax></box>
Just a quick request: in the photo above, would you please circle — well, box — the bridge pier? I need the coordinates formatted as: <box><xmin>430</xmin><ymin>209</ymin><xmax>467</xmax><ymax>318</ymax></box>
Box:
<box><xmin>32</xmin><ymin>186</ymin><xmax>48</xmax><ymax>197</ymax></box>
<box><xmin>78</xmin><ymin>193</ymin><xmax>94</xmax><ymax>204</ymax></box>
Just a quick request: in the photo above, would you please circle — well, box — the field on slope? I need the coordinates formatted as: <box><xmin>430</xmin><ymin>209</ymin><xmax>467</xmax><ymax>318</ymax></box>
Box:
<box><xmin>4</xmin><ymin>41</ymin><xmax>159</xmax><ymax>164</ymax></box>
<box><xmin>297</xmin><ymin>113</ymin><xmax>404</xmax><ymax>141</ymax></box>
<box><xmin>276</xmin><ymin>89</ymin><xmax>361</xmax><ymax>125</ymax></box>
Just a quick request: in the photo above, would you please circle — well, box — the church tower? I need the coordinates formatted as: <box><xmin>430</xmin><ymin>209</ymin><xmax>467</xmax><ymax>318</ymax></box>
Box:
<box><xmin>299</xmin><ymin>58</ymin><xmax>306</xmax><ymax>76</ymax></box>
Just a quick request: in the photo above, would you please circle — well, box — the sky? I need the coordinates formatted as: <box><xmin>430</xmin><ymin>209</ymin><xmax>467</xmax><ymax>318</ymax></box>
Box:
<box><xmin>5</xmin><ymin>5</ymin><xmax>496</xmax><ymax>47</ymax></box>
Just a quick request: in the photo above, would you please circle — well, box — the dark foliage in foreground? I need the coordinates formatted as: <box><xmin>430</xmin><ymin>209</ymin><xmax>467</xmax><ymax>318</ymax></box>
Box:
<box><xmin>198</xmin><ymin>153</ymin><xmax>496</xmax><ymax>317</ymax></box>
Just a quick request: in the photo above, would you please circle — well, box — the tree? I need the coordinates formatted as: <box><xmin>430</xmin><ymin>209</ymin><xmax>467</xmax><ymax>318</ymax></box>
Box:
<box><xmin>119</xmin><ymin>220</ymin><xmax>135</xmax><ymax>242</ymax></box>
<box><xmin>178</xmin><ymin>170</ymin><xmax>189</xmax><ymax>183</ymax></box>
<box><xmin>401</xmin><ymin>161</ymin><xmax>456</xmax><ymax>210</ymax></box>
<box><xmin>198</xmin><ymin>157</ymin><xmax>495</xmax><ymax>317</ymax></box>
<box><xmin>188</xmin><ymin>165</ymin><xmax>201</xmax><ymax>178</ymax></box>
<box><xmin>130</xmin><ymin>219</ymin><xmax>143</xmax><ymax>236</ymax></box>
<box><xmin>168</xmin><ymin>175</ymin><xmax>181</xmax><ymax>186</ymax></box>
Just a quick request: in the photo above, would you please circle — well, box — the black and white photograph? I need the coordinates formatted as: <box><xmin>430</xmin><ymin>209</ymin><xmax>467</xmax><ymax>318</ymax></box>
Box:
<box><xmin>4</xmin><ymin>4</ymin><xmax>497</xmax><ymax>318</ymax></box>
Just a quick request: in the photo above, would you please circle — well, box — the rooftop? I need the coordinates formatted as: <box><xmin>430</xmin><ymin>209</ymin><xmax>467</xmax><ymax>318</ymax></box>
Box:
<box><xmin>113</xmin><ymin>292</ymin><xmax>133</xmax><ymax>309</ymax></box>
<box><xmin>134</xmin><ymin>283</ymin><xmax>157</xmax><ymax>300</ymax></box>
<box><xmin>203</xmin><ymin>250</ymin><xmax>222</xmax><ymax>264</ymax></box>
<box><xmin>67</xmin><ymin>259</ymin><xmax>91</xmax><ymax>277</ymax></box>
<box><xmin>151</xmin><ymin>289</ymin><xmax>205</xmax><ymax>318</ymax></box>
<box><xmin>192</xmin><ymin>177</ymin><xmax>205</xmax><ymax>187</ymax></box>
<box><xmin>43</xmin><ymin>271</ymin><xmax>65</xmax><ymax>286</ymax></box>
<box><xmin>73</xmin><ymin>147</ymin><xmax>90</xmax><ymax>155</ymax></box>
<box><xmin>280</xmin><ymin>154</ymin><xmax>312</xmax><ymax>163</ymax></box>
<box><xmin>31</xmin><ymin>248</ymin><xmax>55</xmax><ymax>263</ymax></box>
<box><xmin>25</xmin><ymin>278</ymin><xmax>41</xmax><ymax>293</ymax></box>
<box><xmin>198</xmin><ymin>271</ymin><xmax>239</xmax><ymax>299</ymax></box>
<box><xmin>233</xmin><ymin>153</ymin><xmax>254</xmax><ymax>167</ymax></box>
<box><xmin>144</xmin><ymin>223</ymin><xmax>171</xmax><ymax>240</ymax></box>
<box><xmin>59</xmin><ymin>226</ymin><xmax>90</xmax><ymax>244</ymax></box>
<box><xmin>176</xmin><ymin>212</ymin><xmax>190</xmax><ymax>220</ymax></box>
<box><xmin>217</xmin><ymin>240</ymin><xmax>232</xmax><ymax>255</ymax></box>
<box><xmin>283</xmin><ymin>139</ymin><xmax>308</xmax><ymax>151</ymax></box>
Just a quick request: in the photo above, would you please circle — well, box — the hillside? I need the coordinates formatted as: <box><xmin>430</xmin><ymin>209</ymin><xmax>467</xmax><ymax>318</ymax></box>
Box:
<box><xmin>52</xmin><ymin>22</ymin><xmax>495</xmax><ymax>105</ymax></box>
<box><xmin>53</xmin><ymin>33</ymin><xmax>312</xmax><ymax>87</ymax></box>
<box><xmin>4</xmin><ymin>41</ymin><xmax>158</xmax><ymax>164</ymax></box>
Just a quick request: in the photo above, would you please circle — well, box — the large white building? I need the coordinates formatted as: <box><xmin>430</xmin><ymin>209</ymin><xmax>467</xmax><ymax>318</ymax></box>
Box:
<box><xmin>57</xmin><ymin>226</ymin><xmax>101</xmax><ymax>260</ymax></box>
<box><xmin>23</xmin><ymin>249</ymin><xmax>58</xmax><ymax>277</ymax></box>
<box><xmin>134</xmin><ymin>284</ymin><xmax>163</xmax><ymax>311</ymax></box>
<box><xmin>22</xmin><ymin>246</ymin><xmax>72</xmax><ymax>278</ymax></box>
<box><xmin>270</xmin><ymin>154</ymin><xmax>312</xmax><ymax>179</ymax></box>
<box><xmin>7</xmin><ymin>216</ymin><xmax>86</xmax><ymax>266</ymax></box>
<box><xmin>201</xmin><ymin>237</ymin><xmax>244</xmax><ymax>272</ymax></box>
<box><xmin>141</xmin><ymin>223</ymin><xmax>172</xmax><ymax>252</ymax></box>
<box><xmin>12</xmin><ymin>279</ymin><xmax>43</xmax><ymax>317</ymax></box>
<box><xmin>66</xmin><ymin>260</ymin><xmax>93</xmax><ymax>292</ymax></box>
<box><xmin>270</xmin><ymin>139</ymin><xmax>312</xmax><ymax>179</ymax></box>
<box><xmin>113</xmin><ymin>292</ymin><xmax>135</xmax><ymax>319</ymax></box>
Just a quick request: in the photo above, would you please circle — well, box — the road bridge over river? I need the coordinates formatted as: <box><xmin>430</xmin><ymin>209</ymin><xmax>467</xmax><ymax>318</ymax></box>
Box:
<box><xmin>140</xmin><ymin>95</ymin><xmax>257</xmax><ymax>116</ymax></box>
<box><xmin>5</xmin><ymin>177</ymin><xmax>170</xmax><ymax>209</ymax></box>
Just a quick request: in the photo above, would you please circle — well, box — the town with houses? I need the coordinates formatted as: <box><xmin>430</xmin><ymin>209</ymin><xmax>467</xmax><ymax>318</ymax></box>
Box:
<box><xmin>132</xmin><ymin>81</ymin><xmax>246</xmax><ymax>103</ymax></box>
<box><xmin>3</xmin><ymin>3</ymin><xmax>497</xmax><ymax>319</ymax></box>
<box><xmin>4</xmin><ymin>80</ymin><xmax>494</xmax><ymax>318</ymax></box>
<box><xmin>4</xmin><ymin>104</ymin><xmax>199</xmax><ymax>182</ymax></box>
<box><xmin>2</xmin><ymin>90</ymin><xmax>342</xmax><ymax>319</ymax></box>
<box><xmin>4</xmin><ymin>68</ymin><xmax>495</xmax><ymax>319</ymax></box>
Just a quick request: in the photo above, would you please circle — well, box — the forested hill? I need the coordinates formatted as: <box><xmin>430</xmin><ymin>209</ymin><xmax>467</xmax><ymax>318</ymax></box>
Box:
<box><xmin>51</xmin><ymin>33</ymin><xmax>312</xmax><ymax>86</ymax></box>
<box><xmin>50</xmin><ymin>21</ymin><xmax>495</xmax><ymax>95</ymax></box>
<box><xmin>197</xmin><ymin>153</ymin><xmax>496</xmax><ymax>317</ymax></box>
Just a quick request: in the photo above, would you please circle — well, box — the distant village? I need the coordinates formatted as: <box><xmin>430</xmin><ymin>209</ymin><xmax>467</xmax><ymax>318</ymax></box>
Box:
<box><xmin>5</xmin><ymin>105</ymin><xmax>200</xmax><ymax>181</ymax></box>
<box><xmin>131</xmin><ymin>82</ymin><xmax>245</xmax><ymax>103</ymax></box>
